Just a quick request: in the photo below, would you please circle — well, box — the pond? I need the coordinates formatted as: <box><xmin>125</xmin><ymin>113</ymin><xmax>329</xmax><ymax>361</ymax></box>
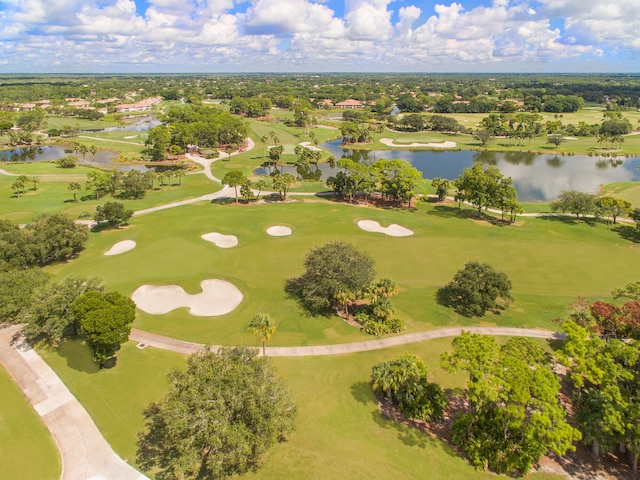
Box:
<box><xmin>81</xmin><ymin>115</ymin><xmax>162</xmax><ymax>133</ymax></box>
<box><xmin>254</xmin><ymin>139</ymin><xmax>640</xmax><ymax>202</ymax></box>
<box><xmin>0</xmin><ymin>146</ymin><xmax>148</xmax><ymax>171</ymax></box>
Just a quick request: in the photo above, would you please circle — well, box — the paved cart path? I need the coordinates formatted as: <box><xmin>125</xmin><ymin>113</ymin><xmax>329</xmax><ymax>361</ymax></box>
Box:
<box><xmin>130</xmin><ymin>326</ymin><xmax>566</xmax><ymax>357</ymax></box>
<box><xmin>0</xmin><ymin>325</ymin><xmax>149</xmax><ymax>480</ymax></box>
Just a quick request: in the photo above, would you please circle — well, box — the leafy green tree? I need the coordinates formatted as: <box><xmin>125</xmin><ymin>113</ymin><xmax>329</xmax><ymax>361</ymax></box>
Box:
<box><xmin>56</xmin><ymin>155</ymin><xmax>77</xmax><ymax>168</ymax></box>
<box><xmin>137</xmin><ymin>347</ymin><xmax>296</xmax><ymax>480</ymax></box>
<box><xmin>22</xmin><ymin>276</ymin><xmax>104</xmax><ymax>346</ymax></box>
<box><xmin>438</xmin><ymin>261</ymin><xmax>512</xmax><ymax>317</ymax></box>
<box><xmin>401</xmin><ymin>113</ymin><xmax>425</xmax><ymax>131</ymax></box>
<box><xmin>222</xmin><ymin>170</ymin><xmax>247</xmax><ymax>203</ymax></box>
<box><xmin>145</xmin><ymin>125</ymin><xmax>171</xmax><ymax>161</ymax></box>
<box><xmin>371</xmin><ymin>355</ymin><xmax>447</xmax><ymax>421</ymax></box>
<box><xmin>86</xmin><ymin>170</ymin><xmax>113</xmax><ymax>200</ymax></box>
<box><xmin>0</xmin><ymin>268</ymin><xmax>50</xmax><ymax>323</ymax></box>
<box><xmin>372</xmin><ymin>159</ymin><xmax>423</xmax><ymax>207</ymax></box>
<box><xmin>558</xmin><ymin>320</ymin><xmax>638</xmax><ymax>459</ymax></box>
<box><xmin>94</xmin><ymin>202</ymin><xmax>134</xmax><ymax>228</ymax></box>
<box><xmin>29</xmin><ymin>176</ymin><xmax>40</xmax><ymax>191</ymax></box>
<box><xmin>286</xmin><ymin>241</ymin><xmax>375</xmax><ymax>314</ymax></box>
<box><xmin>25</xmin><ymin>213</ymin><xmax>88</xmax><ymax>266</ymax></box>
<box><xmin>550</xmin><ymin>190</ymin><xmax>597</xmax><ymax>219</ymax></box>
<box><xmin>613</xmin><ymin>281</ymin><xmax>640</xmax><ymax>301</ymax></box>
<box><xmin>11</xmin><ymin>178</ymin><xmax>26</xmax><ymax>197</ymax></box>
<box><xmin>547</xmin><ymin>133</ymin><xmax>565</xmax><ymax>147</ymax></box>
<box><xmin>119</xmin><ymin>170</ymin><xmax>150</xmax><ymax>199</ymax></box>
<box><xmin>631</xmin><ymin>208</ymin><xmax>640</xmax><ymax>230</ymax></box>
<box><xmin>247</xmin><ymin>313</ymin><xmax>276</xmax><ymax>356</ymax></box>
<box><xmin>72</xmin><ymin>290</ymin><xmax>136</xmax><ymax>367</ymax></box>
<box><xmin>598</xmin><ymin>196</ymin><xmax>631</xmax><ymax>225</ymax></box>
<box><xmin>444</xmin><ymin>333</ymin><xmax>580</xmax><ymax>475</ymax></box>
<box><xmin>474</xmin><ymin>129</ymin><xmax>494</xmax><ymax>146</ymax></box>
<box><xmin>454</xmin><ymin>162</ymin><xmax>519</xmax><ymax>214</ymax></box>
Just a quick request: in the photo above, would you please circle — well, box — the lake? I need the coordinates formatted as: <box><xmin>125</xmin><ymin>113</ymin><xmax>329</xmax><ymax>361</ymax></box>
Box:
<box><xmin>0</xmin><ymin>146</ymin><xmax>148</xmax><ymax>171</ymax></box>
<box><xmin>255</xmin><ymin>139</ymin><xmax>640</xmax><ymax>202</ymax></box>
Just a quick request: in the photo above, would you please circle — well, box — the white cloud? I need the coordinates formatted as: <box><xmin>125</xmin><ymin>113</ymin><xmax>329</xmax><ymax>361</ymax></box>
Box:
<box><xmin>0</xmin><ymin>0</ymin><xmax>638</xmax><ymax>71</ymax></box>
<box><xmin>345</xmin><ymin>0</ymin><xmax>393</xmax><ymax>40</ymax></box>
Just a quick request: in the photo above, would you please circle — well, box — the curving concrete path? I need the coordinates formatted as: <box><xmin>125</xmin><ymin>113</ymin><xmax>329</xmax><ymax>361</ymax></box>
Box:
<box><xmin>0</xmin><ymin>324</ymin><xmax>148</xmax><ymax>480</ymax></box>
<box><xmin>130</xmin><ymin>326</ymin><xmax>566</xmax><ymax>357</ymax></box>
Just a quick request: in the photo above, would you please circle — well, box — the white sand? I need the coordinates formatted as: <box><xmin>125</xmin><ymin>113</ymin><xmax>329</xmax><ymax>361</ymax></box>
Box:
<box><xmin>201</xmin><ymin>232</ymin><xmax>238</xmax><ymax>248</ymax></box>
<box><xmin>298</xmin><ymin>141</ymin><xmax>322</xmax><ymax>151</ymax></box>
<box><xmin>357</xmin><ymin>220</ymin><xmax>414</xmax><ymax>237</ymax></box>
<box><xmin>104</xmin><ymin>240</ymin><xmax>136</xmax><ymax>256</ymax></box>
<box><xmin>379</xmin><ymin>138</ymin><xmax>457</xmax><ymax>149</ymax></box>
<box><xmin>131</xmin><ymin>279</ymin><xmax>243</xmax><ymax>316</ymax></box>
<box><xmin>266</xmin><ymin>226</ymin><xmax>292</xmax><ymax>236</ymax></box>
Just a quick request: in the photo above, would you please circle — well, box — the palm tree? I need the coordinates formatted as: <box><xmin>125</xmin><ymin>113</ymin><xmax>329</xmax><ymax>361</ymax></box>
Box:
<box><xmin>334</xmin><ymin>290</ymin><xmax>356</xmax><ymax>318</ymax></box>
<box><xmin>375</xmin><ymin>278</ymin><xmax>399</xmax><ymax>299</ymax></box>
<box><xmin>260</xmin><ymin>135</ymin><xmax>268</xmax><ymax>162</ymax></box>
<box><xmin>68</xmin><ymin>182</ymin><xmax>82</xmax><ymax>202</ymax></box>
<box><xmin>89</xmin><ymin>144</ymin><xmax>98</xmax><ymax>161</ymax></box>
<box><xmin>78</xmin><ymin>144</ymin><xmax>89</xmax><ymax>161</ymax></box>
<box><xmin>247</xmin><ymin>313</ymin><xmax>276</xmax><ymax>356</ymax></box>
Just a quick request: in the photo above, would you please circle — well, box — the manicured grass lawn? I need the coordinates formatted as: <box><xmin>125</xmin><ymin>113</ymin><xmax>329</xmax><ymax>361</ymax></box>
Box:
<box><xmin>601</xmin><ymin>182</ymin><xmax>640</xmax><ymax>208</ymax></box>
<box><xmin>46</xmin><ymin>200</ymin><xmax>640</xmax><ymax>347</ymax></box>
<box><xmin>38</xmin><ymin>339</ymin><xmax>185</xmax><ymax>466</ymax></box>
<box><xmin>0</xmin><ymin>365</ymin><xmax>61</xmax><ymax>479</ymax></box>
<box><xmin>39</xmin><ymin>337</ymin><xmax>563</xmax><ymax>480</ymax></box>
<box><xmin>0</xmin><ymin>168</ymin><xmax>220</xmax><ymax>223</ymax></box>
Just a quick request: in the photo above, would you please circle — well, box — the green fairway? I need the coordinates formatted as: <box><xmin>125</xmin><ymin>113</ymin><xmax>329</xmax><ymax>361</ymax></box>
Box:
<box><xmin>0</xmin><ymin>166</ymin><xmax>220</xmax><ymax>223</ymax></box>
<box><xmin>46</xmin><ymin>200</ymin><xmax>640</xmax><ymax>346</ymax></box>
<box><xmin>0</xmin><ymin>365</ymin><xmax>61</xmax><ymax>480</ymax></box>
<box><xmin>39</xmin><ymin>337</ymin><xmax>562</xmax><ymax>480</ymax></box>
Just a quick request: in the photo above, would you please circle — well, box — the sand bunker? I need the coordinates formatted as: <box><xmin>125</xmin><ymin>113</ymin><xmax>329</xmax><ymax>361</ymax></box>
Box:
<box><xmin>131</xmin><ymin>279</ymin><xmax>243</xmax><ymax>316</ymax></box>
<box><xmin>298</xmin><ymin>141</ymin><xmax>322</xmax><ymax>151</ymax></box>
<box><xmin>357</xmin><ymin>220</ymin><xmax>414</xmax><ymax>237</ymax></box>
<box><xmin>266</xmin><ymin>226</ymin><xmax>292</xmax><ymax>236</ymax></box>
<box><xmin>380</xmin><ymin>138</ymin><xmax>457</xmax><ymax>149</ymax></box>
<box><xmin>104</xmin><ymin>240</ymin><xmax>136</xmax><ymax>256</ymax></box>
<box><xmin>201</xmin><ymin>232</ymin><xmax>238</xmax><ymax>248</ymax></box>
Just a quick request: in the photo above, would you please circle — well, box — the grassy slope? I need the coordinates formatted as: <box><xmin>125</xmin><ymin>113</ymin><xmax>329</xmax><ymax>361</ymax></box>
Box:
<box><xmin>0</xmin><ymin>365</ymin><xmax>61</xmax><ymax>479</ymax></box>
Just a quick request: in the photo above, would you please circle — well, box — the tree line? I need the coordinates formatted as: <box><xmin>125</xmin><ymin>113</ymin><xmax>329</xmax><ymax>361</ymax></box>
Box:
<box><xmin>0</xmin><ymin>214</ymin><xmax>133</xmax><ymax>367</ymax></box>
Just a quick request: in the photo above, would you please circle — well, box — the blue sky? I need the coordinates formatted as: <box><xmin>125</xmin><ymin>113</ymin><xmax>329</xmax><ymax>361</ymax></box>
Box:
<box><xmin>0</xmin><ymin>0</ymin><xmax>638</xmax><ymax>73</ymax></box>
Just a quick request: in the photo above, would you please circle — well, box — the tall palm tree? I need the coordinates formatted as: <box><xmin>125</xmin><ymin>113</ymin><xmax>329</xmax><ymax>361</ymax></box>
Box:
<box><xmin>247</xmin><ymin>313</ymin><xmax>276</xmax><ymax>356</ymax></box>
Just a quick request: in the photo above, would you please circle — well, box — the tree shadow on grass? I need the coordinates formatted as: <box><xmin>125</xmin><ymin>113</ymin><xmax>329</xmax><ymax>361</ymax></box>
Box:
<box><xmin>351</xmin><ymin>381</ymin><xmax>374</xmax><ymax>406</ymax></box>
<box><xmin>427</xmin><ymin>205</ymin><xmax>512</xmax><ymax>227</ymax></box>
<box><xmin>56</xmin><ymin>338</ymin><xmax>100</xmax><ymax>374</ymax></box>
<box><xmin>613</xmin><ymin>225</ymin><xmax>640</xmax><ymax>243</ymax></box>
<box><xmin>370</xmin><ymin>391</ymin><xmax>462</xmax><ymax>454</ymax></box>
<box><xmin>537</xmin><ymin>215</ymin><xmax>581</xmax><ymax>226</ymax></box>
<box><xmin>210</xmin><ymin>197</ymin><xmax>234</xmax><ymax>205</ymax></box>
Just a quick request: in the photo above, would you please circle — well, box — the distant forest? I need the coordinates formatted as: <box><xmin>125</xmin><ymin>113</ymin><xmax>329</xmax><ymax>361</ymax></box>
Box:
<box><xmin>1</xmin><ymin>73</ymin><xmax>640</xmax><ymax>112</ymax></box>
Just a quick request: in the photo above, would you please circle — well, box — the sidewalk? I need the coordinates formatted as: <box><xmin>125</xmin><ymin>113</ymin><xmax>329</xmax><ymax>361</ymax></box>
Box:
<box><xmin>0</xmin><ymin>324</ymin><xmax>148</xmax><ymax>480</ymax></box>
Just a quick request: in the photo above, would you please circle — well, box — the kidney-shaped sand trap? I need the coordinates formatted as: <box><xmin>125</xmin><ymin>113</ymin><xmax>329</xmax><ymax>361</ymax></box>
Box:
<box><xmin>266</xmin><ymin>225</ymin><xmax>292</xmax><ymax>236</ymax></box>
<box><xmin>104</xmin><ymin>240</ymin><xmax>137</xmax><ymax>256</ymax></box>
<box><xmin>357</xmin><ymin>220</ymin><xmax>414</xmax><ymax>237</ymax></box>
<box><xmin>201</xmin><ymin>232</ymin><xmax>238</xmax><ymax>248</ymax></box>
<box><xmin>131</xmin><ymin>279</ymin><xmax>243</xmax><ymax>316</ymax></box>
